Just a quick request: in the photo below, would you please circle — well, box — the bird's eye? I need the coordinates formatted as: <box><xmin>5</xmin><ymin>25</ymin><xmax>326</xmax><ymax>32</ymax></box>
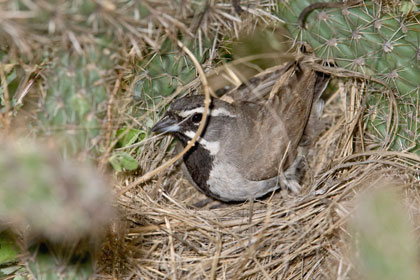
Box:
<box><xmin>191</xmin><ymin>113</ymin><xmax>202</xmax><ymax>123</ymax></box>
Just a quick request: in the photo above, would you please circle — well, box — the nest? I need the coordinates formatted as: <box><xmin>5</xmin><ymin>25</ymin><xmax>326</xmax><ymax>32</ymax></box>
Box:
<box><xmin>104</xmin><ymin>70</ymin><xmax>420</xmax><ymax>279</ymax></box>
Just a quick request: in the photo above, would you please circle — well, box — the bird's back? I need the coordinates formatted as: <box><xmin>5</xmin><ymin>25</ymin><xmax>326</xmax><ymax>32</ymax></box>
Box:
<box><xmin>225</xmin><ymin>62</ymin><xmax>327</xmax><ymax>181</ymax></box>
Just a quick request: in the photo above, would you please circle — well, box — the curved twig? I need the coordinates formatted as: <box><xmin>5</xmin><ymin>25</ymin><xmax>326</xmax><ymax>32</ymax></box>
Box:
<box><xmin>298</xmin><ymin>0</ymin><xmax>362</xmax><ymax>29</ymax></box>
<box><xmin>118</xmin><ymin>37</ymin><xmax>212</xmax><ymax>197</ymax></box>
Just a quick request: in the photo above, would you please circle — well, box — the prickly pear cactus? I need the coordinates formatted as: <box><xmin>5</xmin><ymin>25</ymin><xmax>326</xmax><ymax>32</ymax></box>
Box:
<box><xmin>134</xmin><ymin>39</ymin><xmax>207</xmax><ymax>102</ymax></box>
<box><xmin>278</xmin><ymin>0</ymin><xmax>420</xmax><ymax>154</ymax></box>
<box><xmin>39</xmin><ymin>47</ymin><xmax>111</xmax><ymax>157</ymax></box>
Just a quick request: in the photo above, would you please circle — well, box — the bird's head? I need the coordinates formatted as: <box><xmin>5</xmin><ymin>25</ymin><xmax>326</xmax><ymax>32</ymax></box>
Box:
<box><xmin>151</xmin><ymin>95</ymin><xmax>237</xmax><ymax>155</ymax></box>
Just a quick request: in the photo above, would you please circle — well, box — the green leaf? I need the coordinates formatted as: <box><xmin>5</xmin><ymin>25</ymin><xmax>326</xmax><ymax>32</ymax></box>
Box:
<box><xmin>116</xmin><ymin>128</ymin><xmax>141</xmax><ymax>148</ymax></box>
<box><xmin>0</xmin><ymin>231</ymin><xmax>20</xmax><ymax>264</ymax></box>
<box><xmin>0</xmin><ymin>265</ymin><xmax>22</xmax><ymax>277</ymax></box>
<box><xmin>109</xmin><ymin>152</ymin><xmax>138</xmax><ymax>172</ymax></box>
<box><xmin>119</xmin><ymin>152</ymin><xmax>138</xmax><ymax>171</ymax></box>
<box><xmin>109</xmin><ymin>156</ymin><xmax>122</xmax><ymax>172</ymax></box>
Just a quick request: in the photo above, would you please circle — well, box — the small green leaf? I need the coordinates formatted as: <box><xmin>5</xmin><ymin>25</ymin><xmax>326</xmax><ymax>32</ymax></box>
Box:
<box><xmin>0</xmin><ymin>265</ymin><xmax>21</xmax><ymax>276</ymax></box>
<box><xmin>109</xmin><ymin>156</ymin><xmax>122</xmax><ymax>172</ymax></box>
<box><xmin>0</xmin><ymin>231</ymin><xmax>20</xmax><ymax>264</ymax></box>
<box><xmin>109</xmin><ymin>152</ymin><xmax>138</xmax><ymax>172</ymax></box>
<box><xmin>119</xmin><ymin>153</ymin><xmax>138</xmax><ymax>171</ymax></box>
<box><xmin>116</xmin><ymin>128</ymin><xmax>141</xmax><ymax>148</ymax></box>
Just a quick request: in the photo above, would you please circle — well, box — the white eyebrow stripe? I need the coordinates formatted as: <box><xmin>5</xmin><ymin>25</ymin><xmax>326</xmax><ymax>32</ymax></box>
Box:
<box><xmin>177</xmin><ymin>107</ymin><xmax>236</xmax><ymax>118</ymax></box>
<box><xmin>212</xmin><ymin>108</ymin><xmax>236</xmax><ymax>117</ymax></box>
<box><xmin>184</xmin><ymin>130</ymin><xmax>220</xmax><ymax>156</ymax></box>
<box><xmin>178</xmin><ymin>107</ymin><xmax>204</xmax><ymax>117</ymax></box>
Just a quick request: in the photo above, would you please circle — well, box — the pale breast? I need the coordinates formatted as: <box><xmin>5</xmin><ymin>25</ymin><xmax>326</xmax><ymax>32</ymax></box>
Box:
<box><xmin>207</xmin><ymin>158</ymin><xmax>281</xmax><ymax>202</ymax></box>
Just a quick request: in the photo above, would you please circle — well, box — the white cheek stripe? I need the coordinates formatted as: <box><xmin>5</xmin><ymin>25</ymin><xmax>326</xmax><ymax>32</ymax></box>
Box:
<box><xmin>177</xmin><ymin>107</ymin><xmax>236</xmax><ymax>118</ymax></box>
<box><xmin>184</xmin><ymin>130</ymin><xmax>220</xmax><ymax>156</ymax></box>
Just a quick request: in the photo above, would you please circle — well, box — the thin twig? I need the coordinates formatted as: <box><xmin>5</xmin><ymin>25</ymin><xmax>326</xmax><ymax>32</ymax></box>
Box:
<box><xmin>298</xmin><ymin>0</ymin><xmax>362</xmax><ymax>28</ymax></box>
<box><xmin>100</xmin><ymin>70</ymin><xmax>123</xmax><ymax>171</ymax></box>
<box><xmin>118</xmin><ymin>36</ymin><xmax>212</xmax><ymax>196</ymax></box>
<box><xmin>0</xmin><ymin>65</ymin><xmax>11</xmax><ymax>130</ymax></box>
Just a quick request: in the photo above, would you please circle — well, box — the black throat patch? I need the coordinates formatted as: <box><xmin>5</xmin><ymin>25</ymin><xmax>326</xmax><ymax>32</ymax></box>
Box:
<box><xmin>176</xmin><ymin>134</ymin><xmax>222</xmax><ymax>200</ymax></box>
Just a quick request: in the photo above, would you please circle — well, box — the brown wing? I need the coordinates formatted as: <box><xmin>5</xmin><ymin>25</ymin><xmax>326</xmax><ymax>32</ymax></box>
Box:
<box><xmin>220</xmin><ymin>62</ymin><xmax>293</xmax><ymax>104</ymax></box>
<box><xmin>229</xmin><ymin>62</ymin><xmax>325</xmax><ymax>181</ymax></box>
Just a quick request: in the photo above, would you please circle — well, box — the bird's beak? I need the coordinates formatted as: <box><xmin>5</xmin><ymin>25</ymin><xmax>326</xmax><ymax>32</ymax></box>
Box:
<box><xmin>151</xmin><ymin>114</ymin><xmax>180</xmax><ymax>134</ymax></box>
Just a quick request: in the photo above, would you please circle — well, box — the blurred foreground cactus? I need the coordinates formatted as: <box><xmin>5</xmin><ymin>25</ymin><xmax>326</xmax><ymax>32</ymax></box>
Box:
<box><xmin>0</xmin><ymin>137</ymin><xmax>115</xmax><ymax>278</ymax></box>
<box><xmin>351</xmin><ymin>181</ymin><xmax>420</xmax><ymax>280</ymax></box>
<box><xmin>0</xmin><ymin>137</ymin><xmax>115</xmax><ymax>240</ymax></box>
<box><xmin>278</xmin><ymin>0</ymin><xmax>420</xmax><ymax>154</ymax></box>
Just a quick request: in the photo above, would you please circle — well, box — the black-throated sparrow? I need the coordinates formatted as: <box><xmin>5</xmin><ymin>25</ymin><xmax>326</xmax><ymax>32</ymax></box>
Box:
<box><xmin>152</xmin><ymin>61</ymin><xmax>329</xmax><ymax>202</ymax></box>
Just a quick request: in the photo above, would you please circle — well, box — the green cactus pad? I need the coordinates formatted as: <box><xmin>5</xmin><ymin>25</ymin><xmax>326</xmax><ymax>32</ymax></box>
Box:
<box><xmin>278</xmin><ymin>1</ymin><xmax>420</xmax><ymax>154</ymax></box>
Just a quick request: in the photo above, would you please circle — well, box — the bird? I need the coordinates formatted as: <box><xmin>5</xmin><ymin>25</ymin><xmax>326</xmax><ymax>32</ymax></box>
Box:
<box><xmin>152</xmin><ymin>60</ymin><xmax>330</xmax><ymax>202</ymax></box>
